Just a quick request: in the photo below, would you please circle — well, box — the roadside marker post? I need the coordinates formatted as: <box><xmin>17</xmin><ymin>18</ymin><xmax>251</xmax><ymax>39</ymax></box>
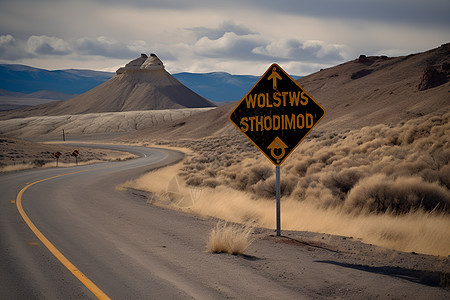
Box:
<box><xmin>229</xmin><ymin>63</ymin><xmax>325</xmax><ymax>236</ymax></box>
<box><xmin>71</xmin><ymin>150</ymin><xmax>79</xmax><ymax>165</ymax></box>
<box><xmin>54</xmin><ymin>152</ymin><xmax>61</xmax><ymax>167</ymax></box>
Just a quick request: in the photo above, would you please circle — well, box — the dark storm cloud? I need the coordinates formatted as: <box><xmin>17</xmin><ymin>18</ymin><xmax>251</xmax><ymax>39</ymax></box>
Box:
<box><xmin>89</xmin><ymin>0</ymin><xmax>450</xmax><ymax>27</ymax></box>
<box><xmin>252</xmin><ymin>0</ymin><xmax>450</xmax><ymax>26</ymax></box>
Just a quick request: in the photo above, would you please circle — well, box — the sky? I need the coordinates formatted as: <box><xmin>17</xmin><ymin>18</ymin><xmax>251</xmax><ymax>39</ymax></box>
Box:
<box><xmin>0</xmin><ymin>0</ymin><xmax>449</xmax><ymax>76</ymax></box>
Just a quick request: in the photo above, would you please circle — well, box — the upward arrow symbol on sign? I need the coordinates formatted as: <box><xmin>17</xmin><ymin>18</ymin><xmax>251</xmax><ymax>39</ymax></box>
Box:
<box><xmin>267</xmin><ymin>67</ymin><xmax>282</xmax><ymax>90</ymax></box>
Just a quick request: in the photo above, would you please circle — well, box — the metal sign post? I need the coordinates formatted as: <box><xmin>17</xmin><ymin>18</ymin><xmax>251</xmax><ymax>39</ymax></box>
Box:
<box><xmin>276</xmin><ymin>165</ymin><xmax>281</xmax><ymax>236</ymax></box>
<box><xmin>229</xmin><ymin>63</ymin><xmax>325</xmax><ymax>237</ymax></box>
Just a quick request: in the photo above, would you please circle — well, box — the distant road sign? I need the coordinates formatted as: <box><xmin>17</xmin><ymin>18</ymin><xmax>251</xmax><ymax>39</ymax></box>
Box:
<box><xmin>229</xmin><ymin>63</ymin><xmax>325</xmax><ymax>165</ymax></box>
<box><xmin>54</xmin><ymin>152</ymin><xmax>61</xmax><ymax>158</ymax></box>
<box><xmin>72</xmin><ymin>150</ymin><xmax>79</xmax><ymax>157</ymax></box>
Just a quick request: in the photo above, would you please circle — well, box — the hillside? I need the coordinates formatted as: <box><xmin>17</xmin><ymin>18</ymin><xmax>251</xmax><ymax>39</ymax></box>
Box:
<box><xmin>121</xmin><ymin>43</ymin><xmax>449</xmax><ymax>141</ymax></box>
<box><xmin>296</xmin><ymin>44</ymin><xmax>449</xmax><ymax>130</ymax></box>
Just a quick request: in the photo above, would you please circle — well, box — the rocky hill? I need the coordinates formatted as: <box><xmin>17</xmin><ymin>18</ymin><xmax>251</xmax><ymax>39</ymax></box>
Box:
<box><xmin>0</xmin><ymin>54</ymin><xmax>215</xmax><ymax>119</ymax></box>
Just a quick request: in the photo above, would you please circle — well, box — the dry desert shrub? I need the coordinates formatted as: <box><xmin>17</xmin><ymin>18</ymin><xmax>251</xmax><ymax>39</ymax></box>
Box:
<box><xmin>207</xmin><ymin>221</ymin><xmax>254</xmax><ymax>255</ymax></box>
<box><xmin>230</xmin><ymin>164</ymin><xmax>274</xmax><ymax>191</ymax></box>
<box><xmin>251</xmin><ymin>174</ymin><xmax>298</xmax><ymax>198</ymax></box>
<box><xmin>203</xmin><ymin>178</ymin><xmax>219</xmax><ymax>188</ymax></box>
<box><xmin>321</xmin><ymin>168</ymin><xmax>363</xmax><ymax>195</ymax></box>
<box><xmin>284</xmin><ymin>112</ymin><xmax>450</xmax><ymax>213</ymax></box>
<box><xmin>346</xmin><ymin>174</ymin><xmax>450</xmax><ymax>213</ymax></box>
<box><xmin>185</xmin><ymin>176</ymin><xmax>203</xmax><ymax>186</ymax></box>
<box><xmin>174</xmin><ymin>111</ymin><xmax>450</xmax><ymax>215</ymax></box>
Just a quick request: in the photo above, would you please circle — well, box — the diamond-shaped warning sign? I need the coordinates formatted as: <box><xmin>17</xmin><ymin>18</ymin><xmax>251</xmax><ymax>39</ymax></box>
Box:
<box><xmin>229</xmin><ymin>63</ymin><xmax>325</xmax><ymax>166</ymax></box>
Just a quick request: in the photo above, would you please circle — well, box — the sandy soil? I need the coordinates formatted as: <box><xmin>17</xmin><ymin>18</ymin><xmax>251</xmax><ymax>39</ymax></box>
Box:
<box><xmin>124</xmin><ymin>186</ymin><xmax>450</xmax><ymax>292</ymax></box>
<box><xmin>255</xmin><ymin>228</ymin><xmax>450</xmax><ymax>291</ymax></box>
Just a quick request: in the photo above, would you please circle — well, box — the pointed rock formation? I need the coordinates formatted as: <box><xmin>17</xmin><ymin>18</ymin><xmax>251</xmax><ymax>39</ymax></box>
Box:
<box><xmin>3</xmin><ymin>53</ymin><xmax>215</xmax><ymax>117</ymax></box>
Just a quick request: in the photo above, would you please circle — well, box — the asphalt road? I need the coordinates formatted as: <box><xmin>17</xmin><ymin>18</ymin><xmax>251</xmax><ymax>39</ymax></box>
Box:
<box><xmin>0</xmin><ymin>145</ymin><xmax>301</xmax><ymax>299</ymax></box>
<box><xmin>0</xmin><ymin>145</ymin><xmax>201</xmax><ymax>299</ymax></box>
<box><xmin>1</xmin><ymin>144</ymin><xmax>448</xmax><ymax>299</ymax></box>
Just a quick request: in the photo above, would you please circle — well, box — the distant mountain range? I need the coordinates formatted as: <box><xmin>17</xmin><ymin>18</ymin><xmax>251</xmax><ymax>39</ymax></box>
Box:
<box><xmin>0</xmin><ymin>64</ymin><xmax>113</xmax><ymax>95</ymax></box>
<box><xmin>0</xmin><ymin>64</ymin><xmax>301</xmax><ymax>105</ymax></box>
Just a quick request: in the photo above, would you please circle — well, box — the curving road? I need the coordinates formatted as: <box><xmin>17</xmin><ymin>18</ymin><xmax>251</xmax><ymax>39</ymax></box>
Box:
<box><xmin>0</xmin><ymin>145</ymin><xmax>302</xmax><ymax>299</ymax></box>
<box><xmin>0</xmin><ymin>145</ymin><xmax>188</xmax><ymax>298</ymax></box>
<box><xmin>1</xmin><ymin>144</ymin><xmax>448</xmax><ymax>299</ymax></box>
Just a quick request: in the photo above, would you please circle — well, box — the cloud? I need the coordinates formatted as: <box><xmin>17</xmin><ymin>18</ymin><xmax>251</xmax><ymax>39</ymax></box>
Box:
<box><xmin>193</xmin><ymin>32</ymin><xmax>265</xmax><ymax>60</ymax></box>
<box><xmin>0</xmin><ymin>34</ymin><xmax>32</xmax><ymax>60</ymax></box>
<box><xmin>0</xmin><ymin>34</ymin><xmax>15</xmax><ymax>48</ymax></box>
<box><xmin>1</xmin><ymin>0</ymin><xmax>449</xmax><ymax>75</ymax></box>
<box><xmin>185</xmin><ymin>25</ymin><xmax>351</xmax><ymax>74</ymax></box>
<box><xmin>5</xmin><ymin>34</ymin><xmax>152</xmax><ymax>59</ymax></box>
<box><xmin>73</xmin><ymin>36</ymin><xmax>149</xmax><ymax>59</ymax></box>
<box><xmin>253</xmin><ymin>38</ymin><xmax>351</xmax><ymax>63</ymax></box>
<box><xmin>188</xmin><ymin>21</ymin><xmax>256</xmax><ymax>40</ymax></box>
<box><xmin>27</xmin><ymin>35</ymin><xmax>71</xmax><ymax>55</ymax></box>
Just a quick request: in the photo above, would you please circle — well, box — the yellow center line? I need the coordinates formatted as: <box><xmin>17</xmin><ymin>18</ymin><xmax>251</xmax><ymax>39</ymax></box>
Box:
<box><xmin>16</xmin><ymin>165</ymin><xmax>116</xmax><ymax>300</ymax></box>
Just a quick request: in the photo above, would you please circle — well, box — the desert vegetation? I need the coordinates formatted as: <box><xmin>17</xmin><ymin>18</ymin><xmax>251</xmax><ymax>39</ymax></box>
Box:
<box><xmin>206</xmin><ymin>221</ymin><xmax>254</xmax><ymax>255</ymax></box>
<box><xmin>125</xmin><ymin>111</ymin><xmax>450</xmax><ymax>256</ymax></box>
<box><xmin>170</xmin><ymin>111</ymin><xmax>449</xmax><ymax>213</ymax></box>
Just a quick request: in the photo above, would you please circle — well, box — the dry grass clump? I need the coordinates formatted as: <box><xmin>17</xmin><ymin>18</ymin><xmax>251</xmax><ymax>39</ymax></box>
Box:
<box><xmin>207</xmin><ymin>221</ymin><xmax>254</xmax><ymax>255</ymax></box>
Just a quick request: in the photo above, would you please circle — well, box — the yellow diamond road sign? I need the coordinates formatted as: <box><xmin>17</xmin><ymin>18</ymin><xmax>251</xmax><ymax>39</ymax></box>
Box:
<box><xmin>229</xmin><ymin>63</ymin><xmax>325</xmax><ymax>166</ymax></box>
